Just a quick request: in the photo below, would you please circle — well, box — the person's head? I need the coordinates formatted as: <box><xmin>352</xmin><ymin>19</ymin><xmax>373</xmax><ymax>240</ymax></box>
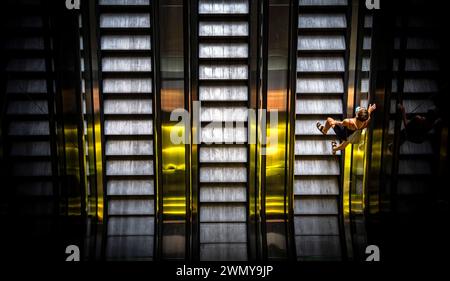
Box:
<box><xmin>356</xmin><ymin>107</ymin><xmax>369</xmax><ymax>122</ymax></box>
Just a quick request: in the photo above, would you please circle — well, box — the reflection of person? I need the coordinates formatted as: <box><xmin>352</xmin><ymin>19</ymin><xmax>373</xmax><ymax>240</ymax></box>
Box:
<box><xmin>316</xmin><ymin>104</ymin><xmax>376</xmax><ymax>155</ymax></box>
<box><xmin>397</xmin><ymin>103</ymin><xmax>441</xmax><ymax>146</ymax></box>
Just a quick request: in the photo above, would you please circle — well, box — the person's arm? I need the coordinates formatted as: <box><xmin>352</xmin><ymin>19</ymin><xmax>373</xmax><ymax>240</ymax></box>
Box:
<box><xmin>362</xmin><ymin>104</ymin><xmax>377</xmax><ymax>127</ymax></box>
<box><xmin>398</xmin><ymin>103</ymin><xmax>408</xmax><ymax>127</ymax></box>
<box><xmin>368</xmin><ymin>104</ymin><xmax>376</xmax><ymax>116</ymax></box>
<box><xmin>341</xmin><ymin>119</ymin><xmax>351</xmax><ymax>128</ymax></box>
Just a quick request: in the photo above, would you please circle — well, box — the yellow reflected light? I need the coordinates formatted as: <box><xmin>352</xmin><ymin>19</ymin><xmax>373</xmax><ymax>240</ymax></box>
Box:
<box><xmin>265</xmin><ymin>114</ymin><xmax>288</xmax><ymax>216</ymax></box>
<box><xmin>161</xmin><ymin>122</ymin><xmax>186</xmax><ymax>217</ymax></box>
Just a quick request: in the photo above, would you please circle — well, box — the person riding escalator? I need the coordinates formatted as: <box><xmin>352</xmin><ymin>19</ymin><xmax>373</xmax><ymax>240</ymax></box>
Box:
<box><xmin>316</xmin><ymin>104</ymin><xmax>377</xmax><ymax>155</ymax></box>
<box><xmin>398</xmin><ymin>103</ymin><xmax>442</xmax><ymax>146</ymax></box>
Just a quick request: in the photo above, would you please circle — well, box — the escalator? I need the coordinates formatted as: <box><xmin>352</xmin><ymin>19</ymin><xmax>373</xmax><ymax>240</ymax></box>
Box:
<box><xmin>293</xmin><ymin>0</ymin><xmax>350</xmax><ymax>261</ymax></box>
<box><xmin>97</xmin><ymin>0</ymin><xmax>156</xmax><ymax>261</ymax></box>
<box><xmin>367</xmin><ymin>0</ymin><xmax>449</xmax><ymax>260</ymax></box>
<box><xmin>389</xmin><ymin>7</ymin><xmax>441</xmax><ymax>215</ymax></box>
<box><xmin>2</xmin><ymin>0</ymin><xmax>59</xmax><ymax>242</ymax></box>
<box><xmin>197</xmin><ymin>0</ymin><xmax>250</xmax><ymax>261</ymax></box>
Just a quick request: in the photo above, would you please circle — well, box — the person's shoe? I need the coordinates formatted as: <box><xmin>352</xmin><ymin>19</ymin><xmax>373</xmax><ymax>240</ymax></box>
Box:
<box><xmin>316</xmin><ymin>122</ymin><xmax>326</xmax><ymax>135</ymax></box>
<box><xmin>331</xmin><ymin>141</ymin><xmax>337</xmax><ymax>155</ymax></box>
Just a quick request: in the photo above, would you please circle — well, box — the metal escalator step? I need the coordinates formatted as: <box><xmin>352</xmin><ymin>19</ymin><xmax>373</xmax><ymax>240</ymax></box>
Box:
<box><xmin>200</xmin><ymin>205</ymin><xmax>246</xmax><ymax>222</ymax></box>
<box><xmin>402</xmin><ymin>37</ymin><xmax>440</xmax><ymax>50</ymax></box>
<box><xmin>199</xmin><ymin>0</ymin><xmax>248</xmax><ymax>14</ymax></box>
<box><xmin>199</xmin><ymin>85</ymin><xmax>248</xmax><ymax>101</ymax></box>
<box><xmin>12</xmin><ymin>161</ymin><xmax>52</xmax><ymax>176</ymax></box>
<box><xmin>200</xmin><ymin>167</ymin><xmax>247</xmax><ymax>183</ymax></box>
<box><xmin>6</xmin><ymin>79</ymin><xmax>48</xmax><ymax>93</ymax></box>
<box><xmin>398</xmin><ymin>159</ymin><xmax>432</xmax><ymax>175</ymax></box>
<box><xmin>200</xmin><ymin>223</ymin><xmax>247</xmax><ymax>243</ymax></box>
<box><xmin>199</xmin><ymin>65</ymin><xmax>248</xmax><ymax>80</ymax></box>
<box><xmin>6</xmin><ymin>100</ymin><xmax>48</xmax><ymax>115</ymax></box>
<box><xmin>99</xmin><ymin>0</ymin><xmax>150</xmax><ymax>5</ymax></box>
<box><xmin>104</xmin><ymin>120</ymin><xmax>153</xmax><ymax>135</ymax></box>
<box><xmin>397</xmin><ymin>179</ymin><xmax>428</xmax><ymax>195</ymax></box>
<box><xmin>5</xmin><ymin>15</ymin><xmax>43</xmax><ymax>28</ymax></box>
<box><xmin>103</xmin><ymin>99</ymin><xmax>153</xmax><ymax>114</ymax></box>
<box><xmin>296</xmin><ymin>98</ymin><xmax>343</xmax><ymax>114</ymax></box>
<box><xmin>294</xmin><ymin>216</ymin><xmax>339</xmax><ymax>235</ymax></box>
<box><xmin>364</xmin><ymin>15</ymin><xmax>373</xmax><ymax>28</ymax></box>
<box><xmin>101</xmin><ymin>35</ymin><xmax>151</xmax><ymax>50</ymax></box>
<box><xmin>399</xmin><ymin>141</ymin><xmax>433</xmax><ymax>155</ymax></box>
<box><xmin>107</xmin><ymin>216</ymin><xmax>155</xmax><ymax>235</ymax></box>
<box><xmin>199</xmin><ymin>43</ymin><xmax>248</xmax><ymax>58</ymax></box>
<box><xmin>297</xmin><ymin>78</ymin><xmax>344</xmax><ymax>93</ymax></box>
<box><xmin>199</xmin><ymin>146</ymin><xmax>247</xmax><ymax>163</ymax></box>
<box><xmin>403</xmin><ymin>79</ymin><xmax>439</xmax><ymax>93</ymax></box>
<box><xmin>361</xmin><ymin>78</ymin><xmax>369</xmax><ymax>93</ymax></box>
<box><xmin>200</xmin><ymin>186</ymin><xmax>247</xmax><ymax>202</ymax></box>
<box><xmin>200</xmin><ymin>107</ymin><xmax>248</xmax><ymax>122</ymax></box>
<box><xmin>8</xmin><ymin>121</ymin><xmax>50</xmax><ymax>136</ymax></box>
<box><xmin>199</xmin><ymin>22</ymin><xmax>249</xmax><ymax>37</ymax></box>
<box><xmin>299</xmin><ymin>0</ymin><xmax>348</xmax><ymax>6</ymax></box>
<box><xmin>107</xmin><ymin>180</ymin><xmax>154</xmax><ymax>196</ymax></box>
<box><xmin>200</xmin><ymin>244</ymin><xmax>247</xmax><ymax>261</ymax></box>
<box><xmin>363</xmin><ymin>36</ymin><xmax>371</xmax><ymax>50</ymax></box>
<box><xmin>3</xmin><ymin>37</ymin><xmax>45</xmax><ymax>50</ymax></box>
<box><xmin>298</xmin><ymin>14</ymin><xmax>346</xmax><ymax>28</ymax></box>
<box><xmin>106</xmin><ymin>236</ymin><xmax>154</xmax><ymax>260</ymax></box>
<box><xmin>106</xmin><ymin>160</ymin><xmax>154</xmax><ymax>176</ymax></box>
<box><xmin>6</xmin><ymin>58</ymin><xmax>46</xmax><ymax>72</ymax></box>
<box><xmin>200</xmin><ymin>127</ymin><xmax>247</xmax><ymax>143</ymax></box>
<box><xmin>294</xmin><ymin>159</ymin><xmax>340</xmax><ymax>176</ymax></box>
<box><xmin>294</xmin><ymin>177</ymin><xmax>339</xmax><ymax>195</ymax></box>
<box><xmin>362</xmin><ymin>57</ymin><xmax>371</xmax><ymax>71</ymax></box>
<box><xmin>297</xmin><ymin>57</ymin><xmax>345</xmax><ymax>72</ymax></box>
<box><xmin>295</xmin><ymin>236</ymin><xmax>341</xmax><ymax>260</ymax></box>
<box><xmin>390</xmin><ymin>98</ymin><xmax>436</xmax><ymax>115</ymax></box>
<box><xmin>102</xmin><ymin>57</ymin><xmax>152</xmax><ymax>71</ymax></box>
<box><xmin>108</xmin><ymin>199</ymin><xmax>155</xmax><ymax>215</ymax></box>
<box><xmin>17</xmin><ymin>200</ymin><xmax>56</xmax><ymax>216</ymax></box>
<box><xmin>294</xmin><ymin>197</ymin><xmax>339</xmax><ymax>214</ymax></box>
<box><xmin>9</xmin><ymin>141</ymin><xmax>51</xmax><ymax>156</ymax></box>
<box><xmin>15</xmin><ymin>181</ymin><xmax>54</xmax><ymax>196</ymax></box>
<box><xmin>298</xmin><ymin>35</ymin><xmax>346</xmax><ymax>51</ymax></box>
<box><xmin>405</xmin><ymin>58</ymin><xmax>439</xmax><ymax>71</ymax></box>
<box><xmin>105</xmin><ymin>140</ymin><xmax>154</xmax><ymax>156</ymax></box>
<box><xmin>102</xmin><ymin>78</ymin><xmax>152</xmax><ymax>93</ymax></box>
<box><xmin>100</xmin><ymin>13</ymin><xmax>151</xmax><ymax>28</ymax></box>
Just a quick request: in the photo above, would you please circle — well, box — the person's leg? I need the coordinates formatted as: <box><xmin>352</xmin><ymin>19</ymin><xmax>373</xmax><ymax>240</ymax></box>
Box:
<box><xmin>332</xmin><ymin>140</ymin><xmax>350</xmax><ymax>154</ymax></box>
<box><xmin>323</xmin><ymin>117</ymin><xmax>336</xmax><ymax>134</ymax></box>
